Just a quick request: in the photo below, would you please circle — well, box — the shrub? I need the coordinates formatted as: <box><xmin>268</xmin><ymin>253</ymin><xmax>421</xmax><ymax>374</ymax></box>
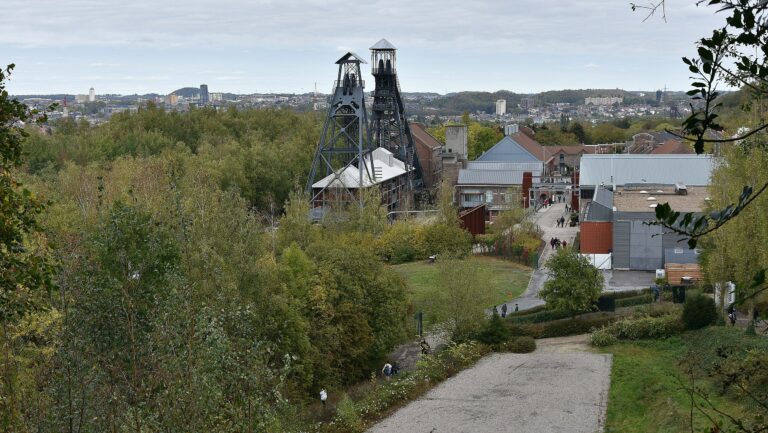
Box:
<box><xmin>589</xmin><ymin>314</ymin><xmax>684</xmax><ymax>346</ymax></box>
<box><xmin>611</xmin><ymin>314</ymin><xmax>683</xmax><ymax>339</ymax></box>
<box><xmin>507</xmin><ymin>323</ymin><xmax>543</xmax><ymax>338</ymax></box>
<box><xmin>477</xmin><ymin>313</ymin><xmax>511</xmax><ymax>345</ymax></box>
<box><xmin>333</xmin><ymin>395</ymin><xmax>364</xmax><ymax>432</ymax></box>
<box><xmin>590</xmin><ymin>328</ymin><xmax>618</xmax><ymax>347</ymax></box>
<box><xmin>682</xmin><ymin>294</ymin><xmax>718</xmax><ymax>330</ymax></box>
<box><xmin>504</xmin><ymin>336</ymin><xmax>536</xmax><ymax>353</ymax></box>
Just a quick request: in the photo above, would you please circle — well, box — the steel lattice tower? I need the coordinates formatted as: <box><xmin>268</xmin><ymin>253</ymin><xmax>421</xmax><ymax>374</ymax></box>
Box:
<box><xmin>369</xmin><ymin>39</ymin><xmax>422</xmax><ymax>201</ymax></box>
<box><xmin>306</xmin><ymin>52</ymin><xmax>376</xmax><ymax>210</ymax></box>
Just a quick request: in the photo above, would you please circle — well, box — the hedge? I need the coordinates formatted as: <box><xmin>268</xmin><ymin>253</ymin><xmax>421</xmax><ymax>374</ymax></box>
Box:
<box><xmin>615</xmin><ymin>294</ymin><xmax>654</xmax><ymax>308</ymax></box>
<box><xmin>507</xmin><ymin>316</ymin><xmax>617</xmax><ymax>339</ymax></box>
<box><xmin>590</xmin><ymin>314</ymin><xmax>684</xmax><ymax>347</ymax></box>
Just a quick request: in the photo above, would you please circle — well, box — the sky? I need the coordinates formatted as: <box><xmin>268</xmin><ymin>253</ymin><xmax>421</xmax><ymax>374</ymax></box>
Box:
<box><xmin>1</xmin><ymin>0</ymin><xmax>728</xmax><ymax>95</ymax></box>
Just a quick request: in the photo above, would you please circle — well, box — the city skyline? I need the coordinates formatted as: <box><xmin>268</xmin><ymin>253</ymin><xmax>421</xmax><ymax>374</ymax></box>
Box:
<box><xmin>3</xmin><ymin>0</ymin><xmax>726</xmax><ymax>95</ymax></box>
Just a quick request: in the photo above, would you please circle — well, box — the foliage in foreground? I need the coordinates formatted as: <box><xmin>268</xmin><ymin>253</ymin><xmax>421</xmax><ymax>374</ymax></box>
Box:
<box><xmin>322</xmin><ymin>342</ymin><xmax>490</xmax><ymax>433</ymax></box>
<box><xmin>682</xmin><ymin>294</ymin><xmax>718</xmax><ymax>330</ymax></box>
<box><xmin>603</xmin><ymin>327</ymin><xmax>768</xmax><ymax>433</ymax></box>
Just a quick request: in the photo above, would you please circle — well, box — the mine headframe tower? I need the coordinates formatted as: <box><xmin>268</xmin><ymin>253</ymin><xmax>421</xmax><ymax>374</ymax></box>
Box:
<box><xmin>369</xmin><ymin>39</ymin><xmax>423</xmax><ymax>204</ymax></box>
<box><xmin>306</xmin><ymin>52</ymin><xmax>376</xmax><ymax>211</ymax></box>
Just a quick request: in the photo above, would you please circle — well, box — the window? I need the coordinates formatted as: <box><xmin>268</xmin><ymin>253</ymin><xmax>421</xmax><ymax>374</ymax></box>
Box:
<box><xmin>486</xmin><ymin>191</ymin><xmax>494</xmax><ymax>203</ymax></box>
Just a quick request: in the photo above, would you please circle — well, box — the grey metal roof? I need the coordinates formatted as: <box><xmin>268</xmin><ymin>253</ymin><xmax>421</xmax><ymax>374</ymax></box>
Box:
<box><xmin>664</xmin><ymin>248</ymin><xmax>700</xmax><ymax>265</ymax></box>
<box><xmin>475</xmin><ymin>136</ymin><xmax>540</xmax><ymax>163</ymax></box>
<box><xmin>370</xmin><ymin>38</ymin><xmax>397</xmax><ymax>50</ymax></box>
<box><xmin>579</xmin><ymin>154</ymin><xmax>717</xmax><ymax>187</ymax></box>
<box><xmin>336</xmin><ymin>52</ymin><xmax>367</xmax><ymax>64</ymax></box>
<box><xmin>465</xmin><ymin>161</ymin><xmax>542</xmax><ymax>174</ymax></box>
<box><xmin>458</xmin><ymin>169</ymin><xmax>526</xmax><ymax>185</ymax></box>
<box><xmin>593</xmin><ymin>185</ymin><xmax>614</xmax><ymax>209</ymax></box>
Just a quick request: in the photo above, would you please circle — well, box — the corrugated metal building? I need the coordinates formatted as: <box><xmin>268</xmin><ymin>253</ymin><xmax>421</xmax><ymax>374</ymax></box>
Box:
<box><xmin>580</xmin><ymin>185</ymin><xmax>614</xmax><ymax>254</ymax></box>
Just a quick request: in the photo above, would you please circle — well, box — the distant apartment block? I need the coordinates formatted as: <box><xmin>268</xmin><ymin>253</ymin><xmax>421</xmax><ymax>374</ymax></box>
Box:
<box><xmin>495</xmin><ymin>99</ymin><xmax>506</xmax><ymax>116</ymax></box>
<box><xmin>200</xmin><ymin>84</ymin><xmax>209</xmax><ymax>105</ymax></box>
<box><xmin>89</xmin><ymin>87</ymin><xmax>95</xmax><ymax>102</ymax></box>
<box><xmin>585</xmin><ymin>96</ymin><xmax>622</xmax><ymax>106</ymax></box>
<box><xmin>165</xmin><ymin>94</ymin><xmax>179</xmax><ymax>106</ymax></box>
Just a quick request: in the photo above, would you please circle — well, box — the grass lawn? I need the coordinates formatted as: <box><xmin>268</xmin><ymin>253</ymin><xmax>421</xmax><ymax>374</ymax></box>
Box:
<box><xmin>602</xmin><ymin>328</ymin><xmax>767</xmax><ymax>433</ymax></box>
<box><xmin>393</xmin><ymin>256</ymin><xmax>532</xmax><ymax>309</ymax></box>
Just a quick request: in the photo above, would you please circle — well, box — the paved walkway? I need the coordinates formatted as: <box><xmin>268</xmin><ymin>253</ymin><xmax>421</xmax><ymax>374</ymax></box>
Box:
<box><xmin>368</xmin><ymin>335</ymin><xmax>612</xmax><ymax>433</ymax></box>
<box><xmin>502</xmin><ymin>203</ymin><xmax>579</xmax><ymax>312</ymax></box>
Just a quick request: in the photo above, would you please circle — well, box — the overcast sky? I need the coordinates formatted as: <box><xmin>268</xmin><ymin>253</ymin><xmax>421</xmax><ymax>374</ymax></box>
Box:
<box><xmin>2</xmin><ymin>0</ymin><xmax>727</xmax><ymax>95</ymax></box>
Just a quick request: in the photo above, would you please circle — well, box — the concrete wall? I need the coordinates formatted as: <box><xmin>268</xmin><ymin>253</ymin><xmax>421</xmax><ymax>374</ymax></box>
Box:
<box><xmin>445</xmin><ymin>125</ymin><xmax>468</xmax><ymax>158</ymax></box>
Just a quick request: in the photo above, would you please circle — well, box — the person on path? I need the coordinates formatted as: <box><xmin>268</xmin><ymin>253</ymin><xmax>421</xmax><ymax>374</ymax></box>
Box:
<box><xmin>550</xmin><ymin>238</ymin><xmax>555</xmax><ymax>249</ymax></box>
<box><xmin>555</xmin><ymin>239</ymin><xmax>561</xmax><ymax>248</ymax></box>
<box><xmin>382</xmin><ymin>362</ymin><xmax>393</xmax><ymax>379</ymax></box>
<box><xmin>515</xmin><ymin>303</ymin><xmax>519</xmax><ymax>312</ymax></box>
<box><xmin>562</xmin><ymin>240</ymin><xmax>567</xmax><ymax>249</ymax></box>
<box><xmin>420</xmin><ymin>339</ymin><xmax>431</xmax><ymax>355</ymax></box>
<box><xmin>319</xmin><ymin>389</ymin><xmax>328</xmax><ymax>408</ymax></box>
<box><xmin>494</xmin><ymin>305</ymin><xmax>499</xmax><ymax>316</ymax></box>
<box><xmin>501</xmin><ymin>303</ymin><xmax>508</xmax><ymax>318</ymax></box>
<box><xmin>728</xmin><ymin>311</ymin><xmax>737</xmax><ymax>326</ymax></box>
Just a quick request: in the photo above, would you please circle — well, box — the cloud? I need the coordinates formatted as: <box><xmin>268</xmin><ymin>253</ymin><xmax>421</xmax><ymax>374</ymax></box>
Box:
<box><xmin>585</xmin><ymin>63</ymin><xmax>599</xmax><ymax>68</ymax></box>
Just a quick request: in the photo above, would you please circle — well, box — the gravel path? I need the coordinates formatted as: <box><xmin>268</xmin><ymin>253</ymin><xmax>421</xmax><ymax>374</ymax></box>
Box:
<box><xmin>368</xmin><ymin>336</ymin><xmax>611</xmax><ymax>433</ymax></box>
<box><xmin>501</xmin><ymin>203</ymin><xmax>579</xmax><ymax>313</ymax></box>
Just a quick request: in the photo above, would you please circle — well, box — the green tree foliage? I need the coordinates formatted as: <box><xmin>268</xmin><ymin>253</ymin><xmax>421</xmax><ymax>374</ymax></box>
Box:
<box><xmin>420</xmin><ymin>259</ymin><xmax>494</xmax><ymax>342</ymax></box>
<box><xmin>682</xmin><ymin>294</ymin><xmax>718</xmax><ymax>330</ymax></box>
<box><xmin>23</xmin><ymin>104</ymin><xmax>321</xmax><ymax>212</ymax></box>
<box><xmin>1</xmin><ymin>90</ymin><xmax>419</xmax><ymax>431</ymax></box>
<box><xmin>540</xmin><ymin>248</ymin><xmax>603</xmax><ymax>319</ymax></box>
<box><xmin>0</xmin><ymin>64</ymin><xmax>56</xmax><ymax>432</ymax></box>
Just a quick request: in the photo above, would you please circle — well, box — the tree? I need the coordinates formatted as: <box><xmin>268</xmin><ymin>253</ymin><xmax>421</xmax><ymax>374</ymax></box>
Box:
<box><xmin>540</xmin><ymin>248</ymin><xmax>603</xmax><ymax>319</ymax></box>
<box><xmin>0</xmin><ymin>64</ymin><xmax>56</xmax><ymax>432</ymax></box>
<box><xmin>421</xmin><ymin>259</ymin><xmax>494</xmax><ymax>342</ymax></box>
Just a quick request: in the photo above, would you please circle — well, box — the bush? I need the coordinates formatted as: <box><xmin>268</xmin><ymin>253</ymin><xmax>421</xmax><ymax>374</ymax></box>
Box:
<box><xmin>682</xmin><ymin>294</ymin><xmax>718</xmax><ymax>330</ymax></box>
<box><xmin>589</xmin><ymin>314</ymin><xmax>683</xmax><ymax>346</ymax></box>
<box><xmin>507</xmin><ymin>323</ymin><xmax>542</xmax><ymax>338</ymax></box>
<box><xmin>590</xmin><ymin>328</ymin><xmax>618</xmax><ymax>347</ymax></box>
<box><xmin>477</xmin><ymin>313</ymin><xmax>511</xmax><ymax>345</ymax></box>
<box><xmin>611</xmin><ymin>314</ymin><xmax>683</xmax><ymax>339</ymax></box>
<box><xmin>503</xmin><ymin>336</ymin><xmax>536</xmax><ymax>353</ymax></box>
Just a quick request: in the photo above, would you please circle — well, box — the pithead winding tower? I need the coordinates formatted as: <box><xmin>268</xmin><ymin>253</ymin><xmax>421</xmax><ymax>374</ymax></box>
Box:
<box><xmin>369</xmin><ymin>39</ymin><xmax>422</xmax><ymax>201</ymax></box>
<box><xmin>306</xmin><ymin>52</ymin><xmax>375</xmax><ymax>209</ymax></box>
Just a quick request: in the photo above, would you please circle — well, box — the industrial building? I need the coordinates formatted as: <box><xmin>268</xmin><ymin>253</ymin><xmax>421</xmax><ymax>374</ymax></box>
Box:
<box><xmin>311</xmin><ymin>147</ymin><xmax>412</xmax><ymax>212</ymax></box>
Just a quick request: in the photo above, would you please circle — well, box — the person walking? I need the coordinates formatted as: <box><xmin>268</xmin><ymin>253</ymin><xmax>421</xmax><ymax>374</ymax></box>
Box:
<box><xmin>562</xmin><ymin>240</ymin><xmax>567</xmax><ymax>249</ymax></box>
<box><xmin>382</xmin><ymin>362</ymin><xmax>393</xmax><ymax>380</ymax></box>
<box><xmin>319</xmin><ymin>389</ymin><xmax>328</xmax><ymax>408</ymax></box>
<box><xmin>501</xmin><ymin>303</ymin><xmax>508</xmax><ymax>318</ymax></box>
<box><xmin>728</xmin><ymin>311</ymin><xmax>737</xmax><ymax>326</ymax></box>
<box><xmin>514</xmin><ymin>303</ymin><xmax>519</xmax><ymax>312</ymax></box>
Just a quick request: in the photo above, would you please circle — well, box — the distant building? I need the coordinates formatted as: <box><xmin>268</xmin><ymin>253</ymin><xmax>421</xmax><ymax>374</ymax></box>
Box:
<box><xmin>165</xmin><ymin>94</ymin><xmax>179</xmax><ymax>106</ymax></box>
<box><xmin>585</xmin><ymin>96</ymin><xmax>622</xmax><ymax>106</ymax></box>
<box><xmin>409</xmin><ymin>122</ymin><xmax>443</xmax><ymax>190</ymax></box>
<box><xmin>75</xmin><ymin>94</ymin><xmax>88</xmax><ymax>103</ymax></box>
<box><xmin>495</xmin><ymin>99</ymin><xmax>506</xmax><ymax>116</ymax></box>
<box><xmin>200</xmin><ymin>84</ymin><xmax>209</xmax><ymax>105</ymax></box>
<box><xmin>210</xmin><ymin>92</ymin><xmax>223</xmax><ymax>102</ymax></box>
<box><xmin>88</xmin><ymin>87</ymin><xmax>95</xmax><ymax>102</ymax></box>
<box><xmin>520</xmin><ymin>97</ymin><xmax>535</xmax><ymax>110</ymax></box>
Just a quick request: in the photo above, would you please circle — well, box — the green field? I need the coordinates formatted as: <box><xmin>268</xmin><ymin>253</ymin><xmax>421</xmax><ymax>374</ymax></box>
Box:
<box><xmin>602</xmin><ymin>328</ymin><xmax>767</xmax><ymax>433</ymax></box>
<box><xmin>393</xmin><ymin>256</ymin><xmax>532</xmax><ymax>309</ymax></box>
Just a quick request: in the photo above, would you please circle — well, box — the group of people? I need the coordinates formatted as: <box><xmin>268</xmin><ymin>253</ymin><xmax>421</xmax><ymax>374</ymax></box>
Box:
<box><xmin>493</xmin><ymin>303</ymin><xmax>519</xmax><ymax>318</ymax></box>
<box><xmin>550</xmin><ymin>237</ymin><xmax>567</xmax><ymax>249</ymax></box>
<box><xmin>556</xmin><ymin>216</ymin><xmax>569</xmax><ymax>227</ymax></box>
